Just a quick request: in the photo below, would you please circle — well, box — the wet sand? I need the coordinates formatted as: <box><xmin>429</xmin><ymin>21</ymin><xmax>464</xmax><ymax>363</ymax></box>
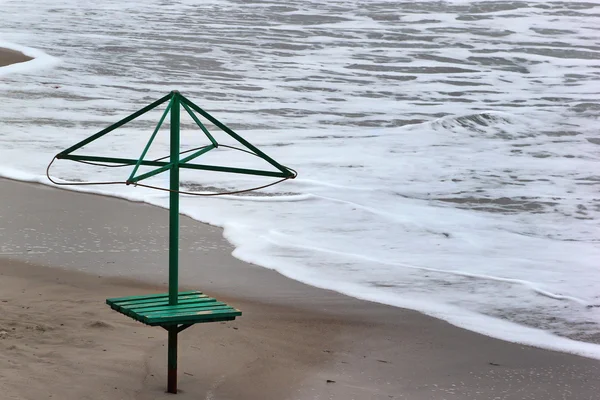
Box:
<box><xmin>0</xmin><ymin>47</ymin><xmax>32</xmax><ymax>67</ymax></box>
<box><xmin>1</xmin><ymin>177</ymin><xmax>599</xmax><ymax>400</ymax></box>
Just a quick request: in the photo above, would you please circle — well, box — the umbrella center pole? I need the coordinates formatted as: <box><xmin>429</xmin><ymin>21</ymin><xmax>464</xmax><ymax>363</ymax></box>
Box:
<box><xmin>167</xmin><ymin>92</ymin><xmax>181</xmax><ymax>394</ymax></box>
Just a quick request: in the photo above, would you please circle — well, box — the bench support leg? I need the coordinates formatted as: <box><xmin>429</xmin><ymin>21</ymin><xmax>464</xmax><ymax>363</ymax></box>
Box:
<box><xmin>167</xmin><ymin>327</ymin><xmax>178</xmax><ymax>394</ymax></box>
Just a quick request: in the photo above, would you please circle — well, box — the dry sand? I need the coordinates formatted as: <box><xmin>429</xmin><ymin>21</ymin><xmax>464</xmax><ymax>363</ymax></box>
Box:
<box><xmin>1</xmin><ymin>178</ymin><xmax>600</xmax><ymax>400</ymax></box>
<box><xmin>1</xmin><ymin>48</ymin><xmax>600</xmax><ymax>399</ymax></box>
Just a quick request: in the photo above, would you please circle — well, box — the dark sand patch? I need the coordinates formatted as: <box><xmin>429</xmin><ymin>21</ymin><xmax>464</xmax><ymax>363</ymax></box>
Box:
<box><xmin>0</xmin><ymin>47</ymin><xmax>32</xmax><ymax>67</ymax></box>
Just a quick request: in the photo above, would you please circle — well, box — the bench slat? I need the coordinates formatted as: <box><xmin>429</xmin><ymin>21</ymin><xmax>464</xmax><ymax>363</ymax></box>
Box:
<box><xmin>133</xmin><ymin>301</ymin><xmax>225</xmax><ymax>314</ymax></box>
<box><xmin>145</xmin><ymin>308</ymin><xmax>241</xmax><ymax>325</ymax></box>
<box><xmin>113</xmin><ymin>293</ymin><xmax>206</xmax><ymax>305</ymax></box>
<box><xmin>118</xmin><ymin>295</ymin><xmax>210</xmax><ymax>310</ymax></box>
<box><xmin>107</xmin><ymin>291</ymin><xmax>202</xmax><ymax>304</ymax></box>
<box><xmin>142</xmin><ymin>304</ymin><xmax>232</xmax><ymax>317</ymax></box>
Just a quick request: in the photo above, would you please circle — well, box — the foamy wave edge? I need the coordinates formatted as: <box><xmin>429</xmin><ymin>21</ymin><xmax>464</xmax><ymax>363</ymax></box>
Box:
<box><xmin>0</xmin><ymin>40</ymin><xmax>60</xmax><ymax>76</ymax></box>
<box><xmin>226</xmin><ymin>243</ymin><xmax>600</xmax><ymax>361</ymax></box>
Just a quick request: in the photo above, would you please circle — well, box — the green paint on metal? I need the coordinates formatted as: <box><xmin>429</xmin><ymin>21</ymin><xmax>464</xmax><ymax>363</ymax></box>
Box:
<box><xmin>128</xmin><ymin>161</ymin><xmax>174</xmax><ymax>184</ymax></box>
<box><xmin>142</xmin><ymin>303</ymin><xmax>229</xmax><ymax>316</ymax></box>
<box><xmin>53</xmin><ymin>90</ymin><xmax>300</xmax><ymax>395</ymax></box>
<box><xmin>173</xmin><ymin>163</ymin><xmax>290</xmax><ymax>178</ymax></box>
<box><xmin>106</xmin><ymin>292</ymin><xmax>241</xmax><ymax>326</ymax></box>
<box><xmin>178</xmin><ymin>144</ymin><xmax>215</xmax><ymax>164</ymax></box>
<box><xmin>146</xmin><ymin>308</ymin><xmax>240</xmax><ymax>325</ymax></box>
<box><xmin>180</xmin><ymin>94</ymin><xmax>294</xmax><ymax>178</ymax></box>
<box><xmin>128</xmin><ymin>98</ymin><xmax>174</xmax><ymax>182</ymax></box>
<box><xmin>61</xmin><ymin>154</ymin><xmax>290</xmax><ymax>179</ymax></box>
<box><xmin>57</xmin><ymin>91</ymin><xmax>295</xmax><ymax>181</ymax></box>
<box><xmin>169</xmin><ymin>92</ymin><xmax>180</xmax><ymax>307</ymax></box>
<box><xmin>182</xmin><ymin>102</ymin><xmax>218</xmax><ymax>147</ymax></box>
<box><xmin>116</xmin><ymin>295</ymin><xmax>208</xmax><ymax>310</ymax></box>
<box><xmin>59</xmin><ymin>154</ymin><xmax>165</xmax><ymax>167</ymax></box>
<box><xmin>58</xmin><ymin>92</ymin><xmax>173</xmax><ymax>157</ymax></box>
<box><xmin>129</xmin><ymin>300</ymin><xmax>222</xmax><ymax>314</ymax></box>
<box><xmin>106</xmin><ymin>291</ymin><xmax>201</xmax><ymax>304</ymax></box>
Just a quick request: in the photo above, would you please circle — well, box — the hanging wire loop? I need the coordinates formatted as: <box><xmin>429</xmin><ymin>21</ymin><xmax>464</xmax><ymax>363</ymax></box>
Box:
<box><xmin>47</xmin><ymin>146</ymin><xmax>297</xmax><ymax>197</ymax></box>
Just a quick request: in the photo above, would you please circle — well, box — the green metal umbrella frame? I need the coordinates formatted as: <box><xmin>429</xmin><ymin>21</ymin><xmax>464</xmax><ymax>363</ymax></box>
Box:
<box><xmin>47</xmin><ymin>90</ymin><xmax>296</xmax><ymax>393</ymax></box>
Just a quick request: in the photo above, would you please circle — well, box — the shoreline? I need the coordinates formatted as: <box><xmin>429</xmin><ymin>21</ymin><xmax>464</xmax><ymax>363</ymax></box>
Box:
<box><xmin>5</xmin><ymin>169</ymin><xmax>600</xmax><ymax>360</ymax></box>
<box><xmin>1</xmin><ymin>177</ymin><xmax>600</xmax><ymax>399</ymax></box>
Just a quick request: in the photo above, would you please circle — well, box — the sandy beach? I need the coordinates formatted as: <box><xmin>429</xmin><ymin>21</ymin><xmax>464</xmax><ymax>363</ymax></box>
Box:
<box><xmin>1</xmin><ymin>177</ymin><xmax>600</xmax><ymax>400</ymax></box>
<box><xmin>1</xmin><ymin>48</ymin><xmax>600</xmax><ymax>399</ymax></box>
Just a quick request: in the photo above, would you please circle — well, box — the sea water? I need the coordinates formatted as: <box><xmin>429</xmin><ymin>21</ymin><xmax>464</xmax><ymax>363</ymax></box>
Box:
<box><xmin>1</xmin><ymin>0</ymin><xmax>600</xmax><ymax>358</ymax></box>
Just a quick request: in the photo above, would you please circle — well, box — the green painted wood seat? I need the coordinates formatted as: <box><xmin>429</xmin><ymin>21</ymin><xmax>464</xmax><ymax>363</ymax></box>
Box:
<box><xmin>106</xmin><ymin>291</ymin><xmax>241</xmax><ymax>327</ymax></box>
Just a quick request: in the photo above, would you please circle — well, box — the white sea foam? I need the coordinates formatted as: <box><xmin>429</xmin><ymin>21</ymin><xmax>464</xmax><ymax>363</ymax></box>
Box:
<box><xmin>0</xmin><ymin>40</ymin><xmax>59</xmax><ymax>76</ymax></box>
<box><xmin>1</xmin><ymin>0</ymin><xmax>600</xmax><ymax>359</ymax></box>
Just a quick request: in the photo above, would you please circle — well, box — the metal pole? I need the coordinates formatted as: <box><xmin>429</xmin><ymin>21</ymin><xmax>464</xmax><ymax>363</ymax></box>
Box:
<box><xmin>167</xmin><ymin>91</ymin><xmax>180</xmax><ymax>394</ymax></box>
<box><xmin>167</xmin><ymin>327</ymin><xmax>178</xmax><ymax>394</ymax></box>
<box><xmin>169</xmin><ymin>91</ymin><xmax>180</xmax><ymax>306</ymax></box>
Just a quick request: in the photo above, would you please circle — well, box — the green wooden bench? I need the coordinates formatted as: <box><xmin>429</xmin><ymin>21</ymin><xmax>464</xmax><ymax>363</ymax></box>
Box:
<box><xmin>106</xmin><ymin>291</ymin><xmax>241</xmax><ymax>327</ymax></box>
<box><xmin>107</xmin><ymin>290</ymin><xmax>241</xmax><ymax>393</ymax></box>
